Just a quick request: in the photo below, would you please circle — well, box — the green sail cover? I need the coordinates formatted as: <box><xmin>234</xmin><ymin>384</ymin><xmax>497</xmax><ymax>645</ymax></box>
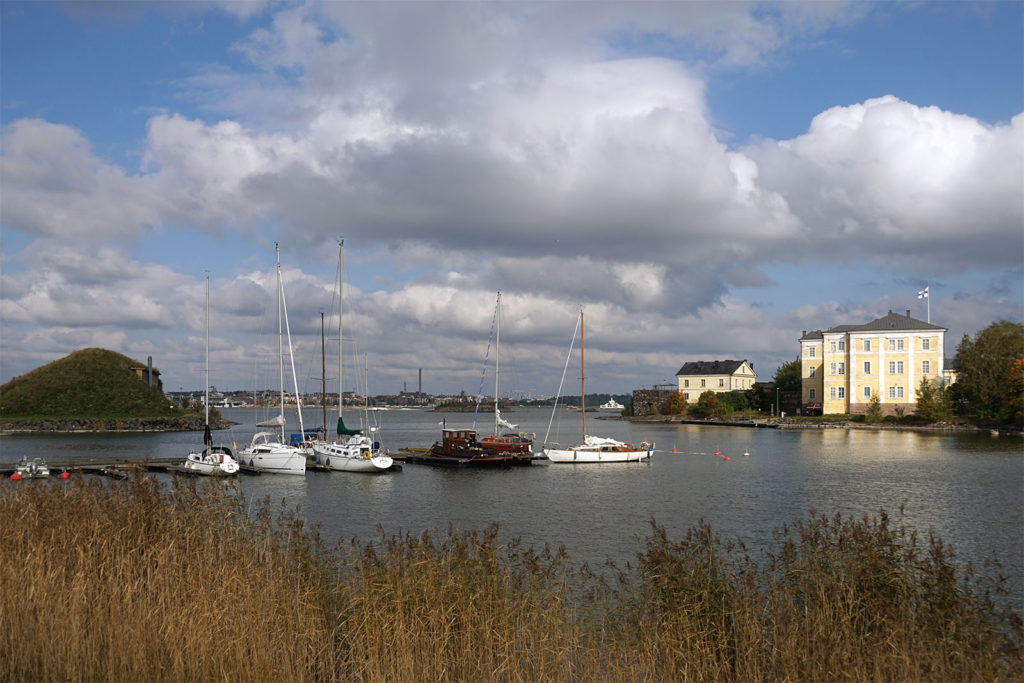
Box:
<box><xmin>337</xmin><ymin>416</ymin><xmax>361</xmax><ymax>436</ymax></box>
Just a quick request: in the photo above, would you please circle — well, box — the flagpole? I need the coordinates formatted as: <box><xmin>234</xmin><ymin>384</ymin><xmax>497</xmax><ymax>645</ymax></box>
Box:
<box><xmin>927</xmin><ymin>287</ymin><xmax>930</xmax><ymax>324</ymax></box>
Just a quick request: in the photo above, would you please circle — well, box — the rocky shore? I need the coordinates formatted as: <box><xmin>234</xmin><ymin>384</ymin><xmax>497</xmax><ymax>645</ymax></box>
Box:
<box><xmin>0</xmin><ymin>415</ymin><xmax>235</xmax><ymax>433</ymax></box>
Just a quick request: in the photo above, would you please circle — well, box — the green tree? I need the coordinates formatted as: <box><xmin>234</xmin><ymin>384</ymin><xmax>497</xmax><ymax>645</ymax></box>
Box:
<box><xmin>1004</xmin><ymin>358</ymin><xmax>1024</xmax><ymax>430</ymax></box>
<box><xmin>915</xmin><ymin>378</ymin><xmax>952</xmax><ymax>423</ymax></box>
<box><xmin>773</xmin><ymin>358</ymin><xmax>802</xmax><ymax>392</ymax></box>
<box><xmin>865</xmin><ymin>394</ymin><xmax>883</xmax><ymax>423</ymax></box>
<box><xmin>951</xmin><ymin>321</ymin><xmax>1024</xmax><ymax>423</ymax></box>
<box><xmin>692</xmin><ymin>390</ymin><xmax>728</xmax><ymax>418</ymax></box>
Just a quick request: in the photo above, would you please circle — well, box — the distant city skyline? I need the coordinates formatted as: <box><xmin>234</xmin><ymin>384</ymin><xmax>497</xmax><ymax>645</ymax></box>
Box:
<box><xmin>2</xmin><ymin>1</ymin><xmax>1021</xmax><ymax>394</ymax></box>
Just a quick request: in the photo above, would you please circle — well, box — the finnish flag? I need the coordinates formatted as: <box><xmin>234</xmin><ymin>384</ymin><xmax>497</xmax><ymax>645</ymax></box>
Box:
<box><xmin>918</xmin><ymin>286</ymin><xmax>929</xmax><ymax>299</ymax></box>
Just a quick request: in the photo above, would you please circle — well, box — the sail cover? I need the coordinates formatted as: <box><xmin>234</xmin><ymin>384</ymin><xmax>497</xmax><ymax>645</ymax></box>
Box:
<box><xmin>337</xmin><ymin>416</ymin><xmax>361</xmax><ymax>436</ymax></box>
<box><xmin>495</xmin><ymin>408</ymin><xmax>518</xmax><ymax>431</ymax></box>
<box><xmin>256</xmin><ymin>414</ymin><xmax>286</xmax><ymax>428</ymax></box>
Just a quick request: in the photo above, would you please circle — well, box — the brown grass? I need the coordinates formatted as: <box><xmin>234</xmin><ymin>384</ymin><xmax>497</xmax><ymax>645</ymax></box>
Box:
<box><xmin>1</xmin><ymin>478</ymin><xmax>1019</xmax><ymax>681</ymax></box>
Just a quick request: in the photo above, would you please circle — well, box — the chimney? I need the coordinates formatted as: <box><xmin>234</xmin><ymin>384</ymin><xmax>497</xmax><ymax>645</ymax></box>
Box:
<box><xmin>906</xmin><ymin>309</ymin><xmax>911</xmax><ymax>318</ymax></box>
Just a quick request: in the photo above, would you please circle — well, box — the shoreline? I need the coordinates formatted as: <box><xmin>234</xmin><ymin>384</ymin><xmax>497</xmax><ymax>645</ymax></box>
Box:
<box><xmin>618</xmin><ymin>415</ymin><xmax>1020</xmax><ymax>435</ymax></box>
<box><xmin>0</xmin><ymin>416</ymin><xmax>237</xmax><ymax>434</ymax></box>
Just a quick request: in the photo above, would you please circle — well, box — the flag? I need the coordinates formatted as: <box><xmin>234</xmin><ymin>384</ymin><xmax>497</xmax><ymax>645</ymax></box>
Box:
<box><xmin>917</xmin><ymin>286</ymin><xmax>929</xmax><ymax>299</ymax></box>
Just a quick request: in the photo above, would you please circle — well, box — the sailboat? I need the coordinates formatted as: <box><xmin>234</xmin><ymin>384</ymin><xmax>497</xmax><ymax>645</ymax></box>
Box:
<box><xmin>478</xmin><ymin>292</ymin><xmax>534</xmax><ymax>464</ymax></box>
<box><xmin>237</xmin><ymin>245</ymin><xmax>307</xmax><ymax>475</ymax></box>
<box><xmin>183</xmin><ymin>276</ymin><xmax>240</xmax><ymax>476</ymax></box>
<box><xmin>312</xmin><ymin>240</ymin><xmax>393</xmax><ymax>473</ymax></box>
<box><xmin>543</xmin><ymin>309</ymin><xmax>654</xmax><ymax>464</ymax></box>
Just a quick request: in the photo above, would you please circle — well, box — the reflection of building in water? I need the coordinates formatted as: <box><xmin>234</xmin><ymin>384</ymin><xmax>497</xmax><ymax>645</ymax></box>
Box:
<box><xmin>800</xmin><ymin>310</ymin><xmax>947</xmax><ymax>415</ymax></box>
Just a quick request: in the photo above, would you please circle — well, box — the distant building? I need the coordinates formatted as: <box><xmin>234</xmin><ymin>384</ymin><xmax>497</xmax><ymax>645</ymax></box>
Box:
<box><xmin>800</xmin><ymin>310</ymin><xmax>947</xmax><ymax>415</ymax></box>
<box><xmin>675</xmin><ymin>360</ymin><xmax>756</xmax><ymax>403</ymax></box>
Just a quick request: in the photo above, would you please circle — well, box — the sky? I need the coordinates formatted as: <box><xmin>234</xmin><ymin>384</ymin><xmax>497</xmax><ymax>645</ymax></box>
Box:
<box><xmin>1</xmin><ymin>0</ymin><xmax>1022</xmax><ymax>398</ymax></box>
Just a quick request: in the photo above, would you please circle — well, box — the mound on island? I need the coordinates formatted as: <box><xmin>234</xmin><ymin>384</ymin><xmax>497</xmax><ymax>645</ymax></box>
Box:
<box><xmin>0</xmin><ymin>348</ymin><xmax>182</xmax><ymax>422</ymax></box>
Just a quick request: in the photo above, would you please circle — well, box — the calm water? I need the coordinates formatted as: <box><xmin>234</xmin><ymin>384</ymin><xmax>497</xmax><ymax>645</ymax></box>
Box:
<box><xmin>3</xmin><ymin>407</ymin><xmax>1022</xmax><ymax>610</ymax></box>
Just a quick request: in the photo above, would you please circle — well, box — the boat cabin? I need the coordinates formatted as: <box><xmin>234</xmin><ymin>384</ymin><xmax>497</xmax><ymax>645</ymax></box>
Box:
<box><xmin>440</xmin><ymin>429</ymin><xmax>478</xmax><ymax>450</ymax></box>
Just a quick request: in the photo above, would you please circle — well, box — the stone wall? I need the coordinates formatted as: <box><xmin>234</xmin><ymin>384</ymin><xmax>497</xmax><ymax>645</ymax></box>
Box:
<box><xmin>631</xmin><ymin>389</ymin><xmax>675</xmax><ymax>417</ymax></box>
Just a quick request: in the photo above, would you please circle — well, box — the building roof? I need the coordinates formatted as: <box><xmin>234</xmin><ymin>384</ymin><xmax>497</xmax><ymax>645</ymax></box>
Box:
<box><xmin>675</xmin><ymin>360</ymin><xmax>750</xmax><ymax>376</ymax></box>
<box><xmin>838</xmin><ymin>310</ymin><xmax>946</xmax><ymax>333</ymax></box>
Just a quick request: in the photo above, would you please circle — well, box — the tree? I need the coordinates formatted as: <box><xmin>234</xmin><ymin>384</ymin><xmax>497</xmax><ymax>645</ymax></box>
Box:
<box><xmin>865</xmin><ymin>394</ymin><xmax>883</xmax><ymax>423</ymax></box>
<box><xmin>915</xmin><ymin>378</ymin><xmax>952</xmax><ymax>423</ymax></box>
<box><xmin>951</xmin><ymin>321</ymin><xmax>1024</xmax><ymax>424</ymax></box>
<box><xmin>661</xmin><ymin>391</ymin><xmax>687</xmax><ymax>416</ymax></box>
<box><xmin>773</xmin><ymin>358</ymin><xmax>802</xmax><ymax>392</ymax></box>
<box><xmin>691</xmin><ymin>390</ymin><xmax>728</xmax><ymax>418</ymax></box>
<box><xmin>1005</xmin><ymin>358</ymin><xmax>1024</xmax><ymax>430</ymax></box>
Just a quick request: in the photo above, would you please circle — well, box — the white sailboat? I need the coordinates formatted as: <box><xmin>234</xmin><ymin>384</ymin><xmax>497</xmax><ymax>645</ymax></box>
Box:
<box><xmin>313</xmin><ymin>240</ymin><xmax>393</xmax><ymax>473</ymax></box>
<box><xmin>543</xmin><ymin>309</ymin><xmax>653</xmax><ymax>464</ymax></box>
<box><xmin>237</xmin><ymin>245</ymin><xmax>306</xmax><ymax>475</ymax></box>
<box><xmin>183</xmin><ymin>276</ymin><xmax>240</xmax><ymax>476</ymax></box>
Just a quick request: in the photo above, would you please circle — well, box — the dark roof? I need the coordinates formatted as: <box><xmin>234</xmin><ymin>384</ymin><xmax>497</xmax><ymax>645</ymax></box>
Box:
<box><xmin>832</xmin><ymin>310</ymin><xmax>946</xmax><ymax>333</ymax></box>
<box><xmin>675</xmin><ymin>360</ymin><xmax>749</xmax><ymax>376</ymax></box>
<box><xmin>800</xmin><ymin>330</ymin><xmax>823</xmax><ymax>340</ymax></box>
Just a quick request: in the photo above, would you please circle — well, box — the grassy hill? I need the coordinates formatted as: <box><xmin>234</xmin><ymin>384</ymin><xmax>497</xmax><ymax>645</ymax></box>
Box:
<box><xmin>0</xmin><ymin>348</ymin><xmax>181</xmax><ymax>419</ymax></box>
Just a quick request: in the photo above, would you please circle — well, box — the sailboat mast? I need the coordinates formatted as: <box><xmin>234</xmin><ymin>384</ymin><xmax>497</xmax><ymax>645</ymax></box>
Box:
<box><xmin>364</xmin><ymin>353</ymin><xmax>369</xmax><ymax>428</ymax></box>
<box><xmin>276</xmin><ymin>244</ymin><xmax>285</xmax><ymax>441</ymax></box>
<box><xmin>321</xmin><ymin>312</ymin><xmax>326</xmax><ymax>436</ymax></box>
<box><xmin>204</xmin><ymin>275</ymin><xmax>210</xmax><ymax>431</ymax></box>
<box><xmin>580</xmin><ymin>308</ymin><xmax>586</xmax><ymax>439</ymax></box>
<box><xmin>494</xmin><ymin>291</ymin><xmax>500</xmax><ymax>435</ymax></box>
<box><xmin>338</xmin><ymin>240</ymin><xmax>344</xmax><ymax>423</ymax></box>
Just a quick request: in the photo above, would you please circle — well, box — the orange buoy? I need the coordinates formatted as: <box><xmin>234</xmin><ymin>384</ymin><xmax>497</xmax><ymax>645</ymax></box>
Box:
<box><xmin>10</xmin><ymin>473</ymin><xmax>21</xmax><ymax>481</ymax></box>
<box><xmin>671</xmin><ymin>448</ymin><xmax>678</xmax><ymax>452</ymax></box>
<box><xmin>714</xmin><ymin>450</ymin><xmax>721</xmax><ymax>456</ymax></box>
<box><xmin>724</xmin><ymin>456</ymin><xmax>731</xmax><ymax>461</ymax></box>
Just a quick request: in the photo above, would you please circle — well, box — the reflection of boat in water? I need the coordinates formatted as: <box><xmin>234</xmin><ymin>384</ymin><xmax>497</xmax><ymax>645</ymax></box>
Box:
<box><xmin>14</xmin><ymin>457</ymin><xmax>50</xmax><ymax>479</ymax></box>
<box><xmin>543</xmin><ymin>308</ymin><xmax>653</xmax><ymax>464</ymax></box>
<box><xmin>600</xmin><ymin>399</ymin><xmax>624</xmax><ymax>411</ymax></box>
<box><xmin>405</xmin><ymin>429</ymin><xmax>515</xmax><ymax>467</ymax></box>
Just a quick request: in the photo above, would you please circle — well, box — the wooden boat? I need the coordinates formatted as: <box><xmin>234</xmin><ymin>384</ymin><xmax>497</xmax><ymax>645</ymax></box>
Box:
<box><xmin>543</xmin><ymin>309</ymin><xmax>653</xmax><ymax>464</ymax></box>
<box><xmin>404</xmin><ymin>428</ymin><xmax>515</xmax><ymax>467</ymax></box>
<box><xmin>476</xmin><ymin>292</ymin><xmax>535</xmax><ymax>465</ymax></box>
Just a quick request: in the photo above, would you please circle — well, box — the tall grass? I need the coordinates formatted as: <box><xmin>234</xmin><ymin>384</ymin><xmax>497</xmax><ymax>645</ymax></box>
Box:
<box><xmin>1</xmin><ymin>478</ymin><xmax>1019</xmax><ymax>681</ymax></box>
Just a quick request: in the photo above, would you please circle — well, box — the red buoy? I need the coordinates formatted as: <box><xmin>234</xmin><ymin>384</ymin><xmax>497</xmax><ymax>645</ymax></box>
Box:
<box><xmin>724</xmin><ymin>456</ymin><xmax>730</xmax><ymax>461</ymax></box>
<box><xmin>714</xmin><ymin>450</ymin><xmax>721</xmax><ymax>456</ymax></box>
<box><xmin>10</xmin><ymin>473</ymin><xmax>21</xmax><ymax>481</ymax></box>
<box><xmin>671</xmin><ymin>448</ymin><xmax>678</xmax><ymax>452</ymax></box>
<box><xmin>60</xmin><ymin>471</ymin><xmax>70</xmax><ymax>480</ymax></box>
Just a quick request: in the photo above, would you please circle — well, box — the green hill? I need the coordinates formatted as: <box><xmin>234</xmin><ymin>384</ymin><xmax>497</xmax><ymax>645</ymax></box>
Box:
<box><xmin>0</xmin><ymin>348</ymin><xmax>181</xmax><ymax>419</ymax></box>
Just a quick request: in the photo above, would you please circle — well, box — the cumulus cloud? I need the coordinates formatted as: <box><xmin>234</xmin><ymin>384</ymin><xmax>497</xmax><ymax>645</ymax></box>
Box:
<box><xmin>746</xmin><ymin>96</ymin><xmax>1024</xmax><ymax>269</ymax></box>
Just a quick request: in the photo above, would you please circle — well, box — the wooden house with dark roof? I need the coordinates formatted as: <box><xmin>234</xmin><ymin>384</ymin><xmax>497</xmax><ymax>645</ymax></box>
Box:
<box><xmin>675</xmin><ymin>359</ymin><xmax>756</xmax><ymax>402</ymax></box>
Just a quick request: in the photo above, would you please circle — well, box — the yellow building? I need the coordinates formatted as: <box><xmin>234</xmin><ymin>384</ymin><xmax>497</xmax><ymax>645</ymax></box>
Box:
<box><xmin>800</xmin><ymin>310</ymin><xmax>946</xmax><ymax>415</ymax></box>
<box><xmin>676</xmin><ymin>360</ymin><xmax>757</xmax><ymax>403</ymax></box>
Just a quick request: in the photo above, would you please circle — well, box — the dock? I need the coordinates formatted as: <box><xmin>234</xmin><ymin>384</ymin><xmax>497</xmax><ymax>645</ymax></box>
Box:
<box><xmin>0</xmin><ymin>455</ymin><xmax>336</xmax><ymax>479</ymax></box>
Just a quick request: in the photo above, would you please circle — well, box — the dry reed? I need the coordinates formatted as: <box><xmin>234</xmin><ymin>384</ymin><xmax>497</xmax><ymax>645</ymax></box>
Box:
<box><xmin>1</xmin><ymin>477</ymin><xmax>1019</xmax><ymax>681</ymax></box>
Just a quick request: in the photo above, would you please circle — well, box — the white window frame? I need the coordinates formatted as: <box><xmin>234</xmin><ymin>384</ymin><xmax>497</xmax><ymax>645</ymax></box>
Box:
<box><xmin>839</xmin><ymin>340</ymin><xmax>846</xmax><ymax>351</ymax></box>
<box><xmin>829</xmin><ymin>387</ymin><xmax>837</xmax><ymax>399</ymax></box>
<box><xmin>922</xmin><ymin>360</ymin><xmax>930</xmax><ymax>374</ymax></box>
<box><xmin>701</xmin><ymin>379</ymin><xmax>706</xmax><ymax>388</ymax></box>
<box><xmin>718</xmin><ymin>378</ymin><xmax>724</xmax><ymax>387</ymax></box>
<box><xmin>922</xmin><ymin>338</ymin><xmax>930</xmax><ymax>350</ymax></box>
<box><xmin>809</xmin><ymin>366</ymin><xmax>815</xmax><ymax>378</ymax></box>
<box><xmin>837</xmin><ymin>387</ymin><xmax>845</xmax><ymax>399</ymax></box>
<box><xmin>830</xmin><ymin>341</ymin><xmax>837</xmax><ymax>352</ymax></box>
<box><xmin>864</xmin><ymin>339</ymin><xmax>872</xmax><ymax>352</ymax></box>
<box><xmin>863</xmin><ymin>386</ymin><xmax>871</xmax><ymax>398</ymax></box>
<box><xmin>808</xmin><ymin>346</ymin><xmax>816</xmax><ymax>357</ymax></box>
<box><xmin>888</xmin><ymin>338</ymin><xmax>905</xmax><ymax>351</ymax></box>
<box><xmin>838</xmin><ymin>362</ymin><xmax>845</xmax><ymax>375</ymax></box>
<box><xmin>809</xmin><ymin>388</ymin><xmax>816</xmax><ymax>400</ymax></box>
<box><xmin>863</xmin><ymin>361</ymin><xmax>871</xmax><ymax>374</ymax></box>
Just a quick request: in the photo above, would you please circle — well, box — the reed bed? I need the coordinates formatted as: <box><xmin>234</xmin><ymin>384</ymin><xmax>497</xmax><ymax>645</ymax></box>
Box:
<box><xmin>1</xmin><ymin>477</ymin><xmax>1019</xmax><ymax>681</ymax></box>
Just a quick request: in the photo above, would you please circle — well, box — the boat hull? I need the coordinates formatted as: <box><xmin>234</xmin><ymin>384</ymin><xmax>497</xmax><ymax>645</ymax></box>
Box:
<box><xmin>314</xmin><ymin>441</ymin><xmax>393</xmax><ymax>472</ymax></box>
<box><xmin>544</xmin><ymin>446</ymin><xmax>651</xmax><ymax>463</ymax></box>
<box><xmin>183</xmin><ymin>449</ymin><xmax>240</xmax><ymax>475</ymax></box>
<box><xmin>240</xmin><ymin>449</ymin><xmax>307</xmax><ymax>475</ymax></box>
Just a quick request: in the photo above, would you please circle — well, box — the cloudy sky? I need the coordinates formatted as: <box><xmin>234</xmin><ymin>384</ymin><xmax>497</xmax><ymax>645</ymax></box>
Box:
<box><xmin>1</xmin><ymin>1</ymin><xmax>1021</xmax><ymax>398</ymax></box>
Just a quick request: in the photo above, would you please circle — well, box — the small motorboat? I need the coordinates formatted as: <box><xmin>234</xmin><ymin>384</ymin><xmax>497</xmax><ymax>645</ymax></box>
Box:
<box><xmin>14</xmin><ymin>457</ymin><xmax>50</xmax><ymax>479</ymax></box>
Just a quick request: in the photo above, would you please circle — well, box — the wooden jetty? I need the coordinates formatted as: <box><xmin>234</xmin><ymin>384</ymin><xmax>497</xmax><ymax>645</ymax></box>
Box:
<box><xmin>0</xmin><ymin>456</ymin><xmax>336</xmax><ymax>479</ymax></box>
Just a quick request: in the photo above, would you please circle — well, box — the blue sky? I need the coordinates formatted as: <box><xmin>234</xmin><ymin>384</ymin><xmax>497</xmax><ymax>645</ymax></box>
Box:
<box><xmin>2</xmin><ymin>1</ymin><xmax>1022</xmax><ymax>396</ymax></box>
